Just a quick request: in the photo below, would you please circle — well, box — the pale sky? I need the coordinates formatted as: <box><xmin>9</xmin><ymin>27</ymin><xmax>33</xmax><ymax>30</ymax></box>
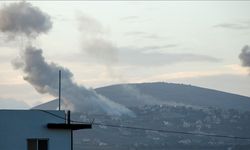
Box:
<box><xmin>0</xmin><ymin>1</ymin><xmax>250</xmax><ymax>108</ymax></box>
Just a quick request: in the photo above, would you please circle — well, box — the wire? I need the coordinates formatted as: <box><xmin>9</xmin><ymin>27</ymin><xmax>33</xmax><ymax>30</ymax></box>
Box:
<box><xmin>32</xmin><ymin>109</ymin><xmax>66</xmax><ymax>121</ymax></box>
<box><xmin>35</xmin><ymin>109</ymin><xmax>250</xmax><ymax>141</ymax></box>
<box><xmin>92</xmin><ymin>123</ymin><xmax>250</xmax><ymax>140</ymax></box>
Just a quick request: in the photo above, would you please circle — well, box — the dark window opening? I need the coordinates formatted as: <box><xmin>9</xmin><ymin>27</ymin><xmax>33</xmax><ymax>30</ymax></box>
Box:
<box><xmin>27</xmin><ymin>139</ymin><xmax>37</xmax><ymax>150</ymax></box>
<box><xmin>27</xmin><ymin>139</ymin><xmax>48</xmax><ymax>150</ymax></box>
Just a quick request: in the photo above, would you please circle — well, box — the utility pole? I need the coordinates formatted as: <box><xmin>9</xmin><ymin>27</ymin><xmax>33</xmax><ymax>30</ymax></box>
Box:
<box><xmin>59</xmin><ymin>70</ymin><xmax>61</xmax><ymax>111</ymax></box>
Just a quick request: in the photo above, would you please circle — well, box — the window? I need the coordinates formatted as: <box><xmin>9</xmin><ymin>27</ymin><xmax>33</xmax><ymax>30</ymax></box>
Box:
<box><xmin>27</xmin><ymin>139</ymin><xmax>48</xmax><ymax>150</ymax></box>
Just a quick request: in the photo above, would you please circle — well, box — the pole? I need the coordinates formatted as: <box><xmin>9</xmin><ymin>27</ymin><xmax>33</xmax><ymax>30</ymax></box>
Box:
<box><xmin>59</xmin><ymin>70</ymin><xmax>61</xmax><ymax>111</ymax></box>
<box><xmin>71</xmin><ymin>130</ymin><xmax>73</xmax><ymax>150</ymax></box>
<box><xmin>68</xmin><ymin>111</ymin><xmax>73</xmax><ymax>150</ymax></box>
<box><xmin>67</xmin><ymin>111</ymin><xmax>71</xmax><ymax>124</ymax></box>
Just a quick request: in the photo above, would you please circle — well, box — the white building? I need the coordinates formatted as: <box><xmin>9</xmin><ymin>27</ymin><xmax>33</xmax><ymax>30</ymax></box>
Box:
<box><xmin>0</xmin><ymin>110</ymin><xmax>91</xmax><ymax>150</ymax></box>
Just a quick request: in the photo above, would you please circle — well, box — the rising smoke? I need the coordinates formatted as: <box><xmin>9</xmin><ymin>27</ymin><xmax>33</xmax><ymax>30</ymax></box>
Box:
<box><xmin>78</xmin><ymin>15</ymin><xmax>163</xmax><ymax>106</ymax></box>
<box><xmin>0</xmin><ymin>2</ymin><xmax>52</xmax><ymax>38</ymax></box>
<box><xmin>78</xmin><ymin>14</ymin><xmax>118</xmax><ymax>66</ymax></box>
<box><xmin>13</xmin><ymin>46</ymin><xmax>134</xmax><ymax>116</ymax></box>
<box><xmin>239</xmin><ymin>45</ymin><xmax>250</xmax><ymax>68</ymax></box>
<box><xmin>119</xmin><ymin>84</ymin><xmax>163</xmax><ymax>107</ymax></box>
<box><xmin>77</xmin><ymin>14</ymin><xmax>158</xmax><ymax>103</ymax></box>
<box><xmin>1</xmin><ymin>2</ymin><xmax>133</xmax><ymax>116</ymax></box>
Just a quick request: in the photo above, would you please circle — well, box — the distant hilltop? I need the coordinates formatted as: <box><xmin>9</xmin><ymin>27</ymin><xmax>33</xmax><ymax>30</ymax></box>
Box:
<box><xmin>34</xmin><ymin>82</ymin><xmax>250</xmax><ymax>112</ymax></box>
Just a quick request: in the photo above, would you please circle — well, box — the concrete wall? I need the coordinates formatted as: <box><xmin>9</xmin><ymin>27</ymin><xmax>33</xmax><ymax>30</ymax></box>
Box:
<box><xmin>0</xmin><ymin>110</ymin><xmax>71</xmax><ymax>150</ymax></box>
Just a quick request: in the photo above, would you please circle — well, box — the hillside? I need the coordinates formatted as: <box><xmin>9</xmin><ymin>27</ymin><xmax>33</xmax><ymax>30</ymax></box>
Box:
<box><xmin>33</xmin><ymin>82</ymin><xmax>250</xmax><ymax>150</ymax></box>
<box><xmin>34</xmin><ymin>82</ymin><xmax>250</xmax><ymax>112</ymax></box>
<box><xmin>95</xmin><ymin>82</ymin><xmax>250</xmax><ymax>111</ymax></box>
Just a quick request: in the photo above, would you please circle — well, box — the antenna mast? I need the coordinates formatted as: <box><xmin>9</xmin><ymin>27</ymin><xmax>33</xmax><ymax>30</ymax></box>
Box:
<box><xmin>59</xmin><ymin>70</ymin><xmax>61</xmax><ymax>111</ymax></box>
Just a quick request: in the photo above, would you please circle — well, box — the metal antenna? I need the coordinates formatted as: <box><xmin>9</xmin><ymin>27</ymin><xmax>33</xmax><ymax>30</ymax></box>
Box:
<box><xmin>59</xmin><ymin>70</ymin><xmax>61</xmax><ymax>111</ymax></box>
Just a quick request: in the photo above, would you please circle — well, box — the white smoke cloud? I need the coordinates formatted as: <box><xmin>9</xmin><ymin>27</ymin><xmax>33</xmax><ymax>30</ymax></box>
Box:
<box><xmin>78</xmin><ymin>14</ymin><xmax>118</xmax><ymax>66</ymax></box>
<box><xmin>119</xmin><ymin>84</ymin><xmax>163</xmax><ymax>106</ymax></box>
<box><xmin>239</xmin><ymin>45</ymin><xmax>250</xmax><ymax>67</ymax></box>
<box><xmin>0</xmin><ymin>2</ymin><xmax>133</xmax><ymax>116</ymax></box>
<box><xmin>13</xmin><ymin>46</ymin><xmax>134</xmax><ymax>116</ymax></box>
<box><xmin>77</xmin><ymin>13</ymin><xmax>125</xmax><ymax>84</ymax></box>
<box><xmin>82</xmin><ymin>38</ymin><xmax>118</xmax><ymax>65</ymax></box>
<box><xmin>239</xmin><ymin>45</ymin><xmax>250</xmax><ymax>74</ymax></box>
<box><xmin>78</xmin><ymin>14</ymin><xmax>105</xmax><ymax>36</ymax></box>
<box><xmin>0</xmin><ymin>2</ymin><xmax>52</xmax><ymax>38</ymax></box>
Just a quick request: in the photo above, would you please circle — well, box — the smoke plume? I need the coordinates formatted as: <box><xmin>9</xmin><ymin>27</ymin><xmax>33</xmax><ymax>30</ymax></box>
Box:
<box><xmin>119</xmin><ymin>84</ymin><xmax>163</xmax><ymax>106</ymax></box>
<box><xmin>13</xmin><ymin>46</ymin><xmax>134</xmax><ymax>116</ymax></box>
<box><xmin>1</xmin><ymin>2</ymin><xmax>133</xmax><ymax>116</ymax></box>
<box><xmin>239</xmin><ymin>45</ymin><xmax>250</xmax><ymax>68</ymax></box>
<box><xmin>78</xmin><ymin>14</ymin><xmax>118</xmax><ymax>65</ymax></box>
<box><xmin>0</xmin><ymin>2</ymin><xmax>52</xmax><ymax>38</ymax></box>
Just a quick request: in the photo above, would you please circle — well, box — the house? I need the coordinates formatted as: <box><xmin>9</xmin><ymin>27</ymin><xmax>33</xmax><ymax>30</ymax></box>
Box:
<box><xmin>0</xmin><ymin>109</ymin><xmax>91</xmax><ymax>150</ymax></box>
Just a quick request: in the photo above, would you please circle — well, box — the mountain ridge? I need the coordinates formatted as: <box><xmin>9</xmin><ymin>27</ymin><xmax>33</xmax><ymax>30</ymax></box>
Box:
<box><xmin>97</xmin><ymin>82</ymin><xmax>250</xmax><ymax>98</ymax></box>
<box><xmin>34</xmin><ymin>82</ymin><xmax>250</xmax><ymax>112</ymax></box>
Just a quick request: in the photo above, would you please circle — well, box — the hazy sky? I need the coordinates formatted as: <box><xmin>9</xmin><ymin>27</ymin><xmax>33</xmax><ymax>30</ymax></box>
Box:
<box><xmin>0</xmin><ymin>1</ymin><xmax>250</xmax><ymax>108</ymax></box>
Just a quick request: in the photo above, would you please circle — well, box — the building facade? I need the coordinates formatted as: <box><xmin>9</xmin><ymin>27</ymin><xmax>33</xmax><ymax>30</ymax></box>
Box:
<box><xmin>0</xmin><ymin>110</ymin><xmax>71</xmax><ymax>150</ymax></box>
